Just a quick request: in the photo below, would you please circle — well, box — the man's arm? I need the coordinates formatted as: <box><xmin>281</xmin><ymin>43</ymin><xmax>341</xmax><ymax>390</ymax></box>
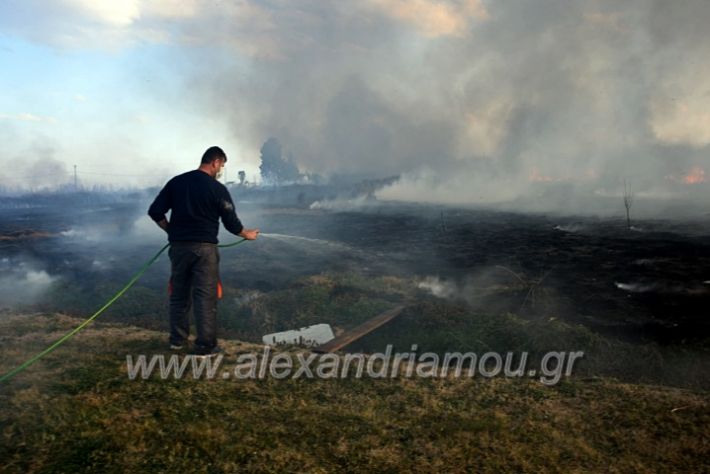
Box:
<box><xmin>219</xmin><ymin>188</ymin><xmax>259</xmax><ymax>240</ymax></box>
<box><xmin>148</xmin><ymin>182</ymin><xmax>171</xmax><ymax>233</ymax></box>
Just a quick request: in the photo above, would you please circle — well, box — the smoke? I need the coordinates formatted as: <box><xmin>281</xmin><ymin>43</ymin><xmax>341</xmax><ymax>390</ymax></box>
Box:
<box><xmin>0</xmin><ymin>256</ymin><xmax>58</xmax><ymax>307</ymax></box>
<box><xmin>415</xmin><ymin>268</ymin><xmax>529</xmax><ymax>306</ymax></box>
<box><xmin>553</xmin><ymin>224</ymin><xmax>585</xmax><ymax>234</ymax></box>
<box><xmin>58</xmin><ymin>211</ymin><xmax>171</xmax><ymax>246</ymax></box>
<box><xmin>417</xmin><ymin>276</ymin><xmax>458</xmax><ymax>299</ymax></box>
<box><xmin>0</xmin><ymin>140</ymin><xmax>69</xmax><ymax>191</ymax></box>
<box><xmin>615</xmin><ymin>281</ymin><xmax>709</xmax><ymax>296</ymax></box>
<box><xmin>176</xmin><ymin>0</ymin><xmax>710</xmax><ymax>210</ymax></box>
<box><xmin>3</xmin><ymin>1</ymin><xmax>710</xmax><ymax>210</ymax></box>
<box><xmin>375</xmin><ymin>166</ymin><xmax>523</xmax><ymax>205</ymax></box>
<box><xmin>309</xmin><ymin>195</ymin><xmax>376</xmax><ymax>211</ymax></box>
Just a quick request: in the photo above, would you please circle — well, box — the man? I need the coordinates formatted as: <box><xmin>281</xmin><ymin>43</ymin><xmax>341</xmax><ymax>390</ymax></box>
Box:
<box><xmin>148</xmin><ymin>146</ymin><xmax>259</xmax><ymax>357</ymax></box>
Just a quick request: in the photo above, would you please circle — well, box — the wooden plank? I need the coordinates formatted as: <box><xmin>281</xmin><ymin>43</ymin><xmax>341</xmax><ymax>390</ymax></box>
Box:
<box><xmin>312</xmin><ymin>305</ymin><xmax>406</xmax><ymax>353</ymax></box>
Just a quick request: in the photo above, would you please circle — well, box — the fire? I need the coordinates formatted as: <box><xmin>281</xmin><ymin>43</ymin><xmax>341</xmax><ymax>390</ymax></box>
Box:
<box><xmin>683</xmin><ymin>167</ymin><xmax>706</xmax><ymax>184</ymax></box>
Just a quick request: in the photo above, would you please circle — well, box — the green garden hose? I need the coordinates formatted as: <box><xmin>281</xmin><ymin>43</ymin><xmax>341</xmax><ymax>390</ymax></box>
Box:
<box><xmin>0</xmin><ymin>238</ymin><xmax>248</xmax><ymax>383</ymax></box>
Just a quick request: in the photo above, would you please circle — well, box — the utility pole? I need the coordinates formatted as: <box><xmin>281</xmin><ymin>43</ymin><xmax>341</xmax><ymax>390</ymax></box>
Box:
<box><xmin>623</xmin><ymin>179</ymin><xmax>634</xmax><ymax>230</ymax></box>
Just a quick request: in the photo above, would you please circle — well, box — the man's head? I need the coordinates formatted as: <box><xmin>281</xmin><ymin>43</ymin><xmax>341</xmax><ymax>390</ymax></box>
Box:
<box><xmin>199</xmin><ymin>146</ymin><xmax>227</xmax><ymax>180</ymax></box>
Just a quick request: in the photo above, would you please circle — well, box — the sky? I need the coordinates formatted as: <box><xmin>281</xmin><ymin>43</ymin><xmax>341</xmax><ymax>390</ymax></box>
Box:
<box><xmin>0</xmin><ymin>0</ymin><xmax>709</xmax><ymax>207</ymax></box>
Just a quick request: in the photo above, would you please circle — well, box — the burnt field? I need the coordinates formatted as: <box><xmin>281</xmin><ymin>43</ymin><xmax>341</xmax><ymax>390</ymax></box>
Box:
<box><xmin>1</xmin><ymin>190</ymin><xmax>709</xmax><ymax>387</ymax></box>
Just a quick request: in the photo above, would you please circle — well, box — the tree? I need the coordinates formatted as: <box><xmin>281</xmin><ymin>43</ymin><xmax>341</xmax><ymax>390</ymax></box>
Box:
<box><xmin>238</xmin><ymin>170</ymin><xmax>246</xmax><ymax>186</ymax></box>
<box><xmin>259</xmin><ymin>137</ymin><xmax>300</xmax><ymax>184</ymax></box>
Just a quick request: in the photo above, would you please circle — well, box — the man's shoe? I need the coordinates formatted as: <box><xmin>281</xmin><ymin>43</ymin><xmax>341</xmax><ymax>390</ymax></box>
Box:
<box><xmin>170</xmin><ymin>344</ymin><xmax>184</xmax><ymax>350</ymax></box>
<box><xmin>190</xmin><ymin>346</ymin><xmax>225</xmax><ymax>358</ymax></box>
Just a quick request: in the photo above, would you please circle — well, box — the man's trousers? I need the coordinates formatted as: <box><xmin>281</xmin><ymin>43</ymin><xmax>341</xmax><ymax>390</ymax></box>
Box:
<box><xmin>168</xmin><ymin>242</ymin><xmax>220</xmax><ymax>352</ymax></box>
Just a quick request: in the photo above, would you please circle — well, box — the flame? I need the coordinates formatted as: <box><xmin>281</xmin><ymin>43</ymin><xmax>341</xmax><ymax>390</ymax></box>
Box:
<box><xmin>683</xmin><ymin>167</ymin><xmax>706</xmax><ymax>184</ymax></box>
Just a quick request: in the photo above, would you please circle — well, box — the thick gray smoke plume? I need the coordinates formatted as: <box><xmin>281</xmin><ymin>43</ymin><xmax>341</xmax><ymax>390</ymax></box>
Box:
<box><xmin>2</xmin><ymin>0</ymin><xmax>710</xmax><ymax>209</ymax></box>
<box><xmin>180</xmin><ymin>0</ymin><xmax>710</xmax><ymax>208</ymax></box>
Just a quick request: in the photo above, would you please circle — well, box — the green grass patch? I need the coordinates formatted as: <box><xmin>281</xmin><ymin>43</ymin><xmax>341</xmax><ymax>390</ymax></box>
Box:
<box><xmin>0</xmin><ymin>313</ymin><xmax>708</xmax><ymax>473</ymax></box>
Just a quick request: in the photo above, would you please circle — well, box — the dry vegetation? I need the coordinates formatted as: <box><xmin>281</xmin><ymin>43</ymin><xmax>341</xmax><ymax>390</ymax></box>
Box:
<box><xmin>1</xmin><ymin>313</ymin><xmax>708</xmax><ymax>473</ymax></box>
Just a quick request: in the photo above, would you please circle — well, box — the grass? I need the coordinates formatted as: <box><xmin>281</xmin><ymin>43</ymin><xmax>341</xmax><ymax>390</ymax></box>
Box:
<box><xmin>25</xmin><ymin>270</ymin><xmax>710</xmax><ymax>390</ymax></box>
<box><xmin>1</xmin><ymin>313</ymin><xmax>709</xmax><ymax>473</ymax></box>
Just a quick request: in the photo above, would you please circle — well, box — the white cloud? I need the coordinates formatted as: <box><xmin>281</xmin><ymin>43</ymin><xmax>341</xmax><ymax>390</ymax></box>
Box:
<box><xmin>62</xmin><ymin>0</ymin><xmax>141</xmax><ymax>26</ymax></box>
<box><xmin>0</xmin><ymin>0</ymin><xmax>203</xmax><ymax>50</ymax></box>
<box><xmin>368</xmin><ymin>0</ymin><xmax>489</xmax><ymax>37</ymax></box>
<box><xmin>0</xmin><ymin>113</ymin><xmax>56</xmax><ymax>123</ymax></box>
<box><xmin>143</xmin><ymin>0</ymin><xmax>201</xmax><ymax>19</ymax></box>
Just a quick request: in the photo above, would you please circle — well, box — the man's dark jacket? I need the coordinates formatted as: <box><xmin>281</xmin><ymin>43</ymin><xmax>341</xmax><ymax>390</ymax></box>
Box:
<box><xmin>148</xmin><ymin>170</ymin><xmax>243</xmax><ymax>243</ymax></box>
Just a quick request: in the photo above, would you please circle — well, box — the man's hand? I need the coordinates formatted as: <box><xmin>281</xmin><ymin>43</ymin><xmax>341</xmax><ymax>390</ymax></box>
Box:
<box><xmin>239</xmin><ymin>228</ymin><xmax>260</xmax><ymax>240</ymax></box>
<box><xmin>156</xmin><ymin>218</ymin><xmax>169</xmax><ymax>233</ymax></box>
